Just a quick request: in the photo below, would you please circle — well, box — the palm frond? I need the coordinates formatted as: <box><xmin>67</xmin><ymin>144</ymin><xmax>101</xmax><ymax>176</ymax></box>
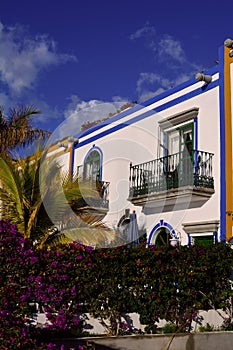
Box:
<box><xmin>63</xmin><ymin>226</ymin><xmax>116</xmax><ymax>247</ymax></box>
<box><xmin>37</xmin><ymin>229</ymin><xmax>72</xmax><ymax>249</ymax></box>
<box><xmin>9</xmin><ymin>105</ymin><xmax>41</xmax><ymax>121</ymax></box>
<box><xmin>0</xmin><ymin>157</ymin><xmax>24</xmax><ymax>223</ymax></box>
<box><xmin>25</xmin><ymin>196</ymin><xmax>43</xmax><ymax>239</ymax></box>
<box><xmin>0</xmin><ymin>104</ymin><xmax>50</xmax><ymax>157</ymax></box>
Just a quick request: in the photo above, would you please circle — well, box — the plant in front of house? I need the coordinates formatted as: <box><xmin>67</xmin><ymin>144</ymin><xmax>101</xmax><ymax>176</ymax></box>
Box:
<box><xmin>2</xmin><ymin>219</ymin><xmax>233</xmax><ymax>347</ymax></box>
<box><xmin>34</xmin><ymin>242</ymin><xmax>95</xmax><ymax>339</ymax></box>
<box><xmin>0</xmin><ymin>219</ymin><xmax>95</xmax><ymax>348</ymax></box>
<box><xmin>0</xmin><ymin>220</ymin><xmax>58</xmax><ymax>349</ymax></box>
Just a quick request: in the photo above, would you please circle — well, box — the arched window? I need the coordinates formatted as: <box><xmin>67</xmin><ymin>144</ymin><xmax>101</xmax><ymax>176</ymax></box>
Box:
<box><xmin>83</xmin><ymin>148</ymin><xmax>102</xmax><ymax>181</ymax></box>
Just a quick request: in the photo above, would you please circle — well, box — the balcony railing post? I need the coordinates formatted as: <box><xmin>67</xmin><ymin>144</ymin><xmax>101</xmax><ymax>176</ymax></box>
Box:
<box><xmin>129</xmin><ymin>149</ymin><xmax>214</xmax><ymax>197</ymax></box>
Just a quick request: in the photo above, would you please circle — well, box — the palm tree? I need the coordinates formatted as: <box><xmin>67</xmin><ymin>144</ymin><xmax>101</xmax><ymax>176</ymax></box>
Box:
<box><xmin>0</xmin><ymin>146</ymin><xmax>116</xmax><ymax>247</ymax></box>
<box><xmin>0</xmin><ymin>145</ymin><xmax>49</xmax><ymax>239</ymax></box>
<box><xmin>0</xmin><ymin>105</ymin><xmax>50</xmax><ymax>158</ymax></box>
<box><xmin>38</xmin><ymin>162</ymin><xmax>116</xmax><ymax>248</ymax></box>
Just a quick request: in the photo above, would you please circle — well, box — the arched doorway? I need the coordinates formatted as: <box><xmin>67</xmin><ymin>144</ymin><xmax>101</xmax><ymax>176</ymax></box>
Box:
<box><xmin>148</xmin><ymin>220</ymin><xmax>178</xmax><ymax>246</ymax></box>
<box><xmin>154</xmin><ymin>227</ymin><xmax>171</xmax><ymax>246</ymax></box>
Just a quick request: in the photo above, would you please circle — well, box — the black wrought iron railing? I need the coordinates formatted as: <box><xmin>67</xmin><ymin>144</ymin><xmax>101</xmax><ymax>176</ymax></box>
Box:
<box><xmin>129</xmin><ymin>150</ymin><xmax>214</xmax><ymax>197</ymax></box>
<box><xmin>77</xmin><ymin>165</ymin><xmax>110</xmax><ymax>209</ymax></box>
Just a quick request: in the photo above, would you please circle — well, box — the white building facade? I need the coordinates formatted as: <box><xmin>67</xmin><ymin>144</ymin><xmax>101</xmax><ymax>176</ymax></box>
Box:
<box><xmin>51</xmin><ymin>40</ymin><xmax>233</xmax><ymax>247</ymax></box>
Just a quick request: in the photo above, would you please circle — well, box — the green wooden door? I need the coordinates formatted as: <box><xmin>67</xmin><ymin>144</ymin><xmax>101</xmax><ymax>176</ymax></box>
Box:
<box><xmin>179</xmin><ymin>123</ymin><xmax>194</xmax><ymax>185</ymax></box>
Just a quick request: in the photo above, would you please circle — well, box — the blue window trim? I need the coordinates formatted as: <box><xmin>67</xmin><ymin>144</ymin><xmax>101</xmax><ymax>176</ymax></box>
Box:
<box><xmin>187</xmin><ymin>233</ymin><xmax>191</xmax><ymax>246</ymax></box>
<box><xmin>82</xmin><ymin>145</ymin><xmax>103</xmax><ymax>181</ymax></box>
<box><xmin>148</xmin><ymin>219</ymin><xmax>177</xmax><ymax>245</ymax></box>
<box><xmin>70</xmin><ymin>142</ymin><xmax>75</xmax><ymax>181</ymax></box>
<box><xmin>213</xmin><ymin>231</ymin><xmax>218</xmax><ymax>243</ymax></box>
<box><xmin>188</xmin><ymin>231</ymin><xmax>218</xmax><ymax>246</ymax></box>
<box><xmin>194</xmin><ymin>117</ymin><xmax>198</xmax><ymax>171</ymax></box>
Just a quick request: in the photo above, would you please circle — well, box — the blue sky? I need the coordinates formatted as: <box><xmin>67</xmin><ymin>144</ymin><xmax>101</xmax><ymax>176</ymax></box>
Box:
<box><xmin>0</xmin><ymin>0</ymin><xmax>233</xmax><ymax>134</ymax></box>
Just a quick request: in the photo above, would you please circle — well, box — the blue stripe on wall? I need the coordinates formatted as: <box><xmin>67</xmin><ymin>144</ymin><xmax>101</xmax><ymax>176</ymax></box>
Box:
<box><xmin>75</xmin><ymin>80</ymin><xmax>219</xmax><ymax>151</ymax></box>
<box><xmin>219</xmin><ymin>45</ymin><xmax>226</xmax><ymax>242</ymax></box>
<box><xmin>71</xmin><ymin>79</ymin><xmax>219</xmax><ymax>176</ymax></box>
<box><xmin>78</xmin><ymin>66</ymin><xmax>219</xmax><ymax>139</ymax></box>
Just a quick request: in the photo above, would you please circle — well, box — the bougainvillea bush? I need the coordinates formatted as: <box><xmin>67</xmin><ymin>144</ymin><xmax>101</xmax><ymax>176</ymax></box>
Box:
<box><xmin>35</xmin><ymin>242</ymin><xmax>95</xmax><ymax>338</ymax></box>
<box><xmin>0</xmin><ymin>220</ymin><xmax>95</xmax><ymax>348</ymax></box>
<box><xmin>1</xmin><ymin>219</ymin><xmax>233</xmax><ymax>349</ymax></box>
<box><xmin>0</xmin><ymin>220</ymin><xmax>56</xmax><ymax>349</ymax></box>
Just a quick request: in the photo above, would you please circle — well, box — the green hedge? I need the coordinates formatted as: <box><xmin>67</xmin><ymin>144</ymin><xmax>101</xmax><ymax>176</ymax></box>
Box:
<box><xmin>1</xmin><ymin>219</ymin><xmax>233</xmax><ymax>348</ymax></box>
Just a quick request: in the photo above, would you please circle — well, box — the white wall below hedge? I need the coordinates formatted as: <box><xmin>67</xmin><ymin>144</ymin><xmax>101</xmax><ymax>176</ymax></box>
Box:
<box><xmin>34</xmin><ymin>308</ymin><xmax>228</xmax><ymax>335</ymax></box>
<box><xmin>81</xmin><ymin>309</ymin><xmax>227</xmax><ymax>335</ymax></box>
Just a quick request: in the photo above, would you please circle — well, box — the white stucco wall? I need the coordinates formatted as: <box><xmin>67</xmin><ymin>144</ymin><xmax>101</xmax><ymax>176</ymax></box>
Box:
<box><xmin>73</xmin><ymin>76</ymin><xmax>222</xmax><ymax>244</ymax></box>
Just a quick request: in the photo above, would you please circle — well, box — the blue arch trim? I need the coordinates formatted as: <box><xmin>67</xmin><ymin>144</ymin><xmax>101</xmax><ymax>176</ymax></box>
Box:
<box><xmin>81</xmin><ymin>145</ymin><xmax>103</xmax><ymax>181</ymax></box>
<box><xmin>219</xmin><ymin>45</ymin><xmax>226</xmax><ymax>242</ymax></box>
<box><xmin>148</xmin><ymin>220</ymin><xmax>178</xmax><ymax>245</ymax></box>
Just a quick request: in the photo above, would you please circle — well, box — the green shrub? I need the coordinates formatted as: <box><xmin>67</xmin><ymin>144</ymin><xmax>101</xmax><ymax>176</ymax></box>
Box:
<box><xmin>162</xmin><ymin>322</ymin><xmax>177</xmax><ymax>334</ymax></box>
<box><xmin>198</xmin><ymin>323</ymin><xmax>215</xmax><ymax>332</ymax></box>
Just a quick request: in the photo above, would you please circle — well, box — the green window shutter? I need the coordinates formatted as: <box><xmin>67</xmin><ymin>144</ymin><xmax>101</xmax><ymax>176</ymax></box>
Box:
<box><xmin>194</xmin><ymin>235</ymin><xmax>214</xmax><ymax>246</ymax></box>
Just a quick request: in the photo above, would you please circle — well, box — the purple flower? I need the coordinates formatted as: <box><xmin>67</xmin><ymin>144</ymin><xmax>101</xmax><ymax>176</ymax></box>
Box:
<box><xmin>76</xmin><ymin>255</ymin><xmax>83</xmax><ymax>260</ymax></box>
<box><xmin>51</xmin><ymin>260</ymin><xmax>59</xmax><ymax>268</ymax></box>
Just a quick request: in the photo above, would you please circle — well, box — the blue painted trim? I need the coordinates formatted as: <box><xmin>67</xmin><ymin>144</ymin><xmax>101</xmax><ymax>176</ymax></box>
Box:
<box><xmin>78</xmin><ymin>66</ymin><xmax>219</xmax><ymax>139</ymax></box>
<box><xmin>187</xmin><ymin>233</ymin><xmax>191</xmax><ymax>246</ymax></box>
<box><xmin>213</xmin><ymin>231</ymin><xmax>218</xmax><ymax>243</ymax></box>
<box><xmin>163</xmin><ymin>221</ymin><xmax>174</xmax><ymax>231</ymax></box>
<box><xmin>141</xmin><ymin>65</ymin><xmax>218</xmax><ymax>106</ymax></box>
<box><xmin>219</xmin><ymin>45</ymin><xmax>226</xmax><ymax>243</ymax></box>
<box><xmin>70</xmin><ymin>142</ymin><xmax>75</xmax><ymax>181</ymax></box>
<box><xmin>83</xmin><ymin>145</ymin><xmax>103</xmax><ymax>181</ymax></box>
<box><xmin>75</xmin><ymin>80</ymin><xmax>219</xmax><ymax>150</ymax></box>
<box><xmin>148</xmin><ymin>220</ymin><xmax>177</xmax><ymax>245</ymax></box>
<box><xmin>194</xmin><ymin>117</ymin><xmax>198</xmax><ymax>171</ymax></box>
<box><xmin>163</xmin><ymin>132</ymin><xmax>167</xmax><ymax>158</ymax></box>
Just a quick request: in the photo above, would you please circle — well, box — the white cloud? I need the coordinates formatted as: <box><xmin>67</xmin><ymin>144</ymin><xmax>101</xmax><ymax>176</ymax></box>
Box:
<box><xmin>0</xmin><ymin>22</ymin><xmax>77</xmax><ymax>95</ymax></box>
<box><xmin>130</xmin><ymin>24</ymin><xmax>201</xmax><ymax>103</ymax></box>
<box><xmin>64</xmin><ymin>96</ymin><xmax>110</xmax><ymax>120</ymax></box>
<box><xmin>46</xmin><ymin>96</ymin><xmax>131</xmax><ymax>141</ymax></box>
<box><xmin>136</xmin><ymin>71</ymin><xmax>198</xmax><ymax>103</ymax></box>
<box><xmin>136</xmin><ymin>72</ymin><xmax>173</xmax><ymax>102</ymax></box>
<box><xmin>136</xmin><ymin>72</ymin><xmax>171</xmax><ymax>92</ymax></box>
<box><xmin>157</xmin><ymin>35</ymin><xmax>186</xmax><ymax>63</ymax></box>
<box><xmin>138</xmin><ymin>89</ymin><xmax>164</xmax><ymax>102</ymax></box>
<box><xmin>129</xmin><ymin>22</ymin><xmax>156</xmax><ymax>40</ymax></box>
